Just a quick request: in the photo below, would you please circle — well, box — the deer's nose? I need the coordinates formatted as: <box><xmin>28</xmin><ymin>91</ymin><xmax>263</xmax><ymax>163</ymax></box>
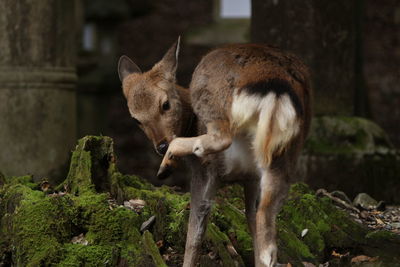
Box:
<box><xmin>156</xmin><ymin>141</ymin><xmax>169</xmax><ymax>155</ymax></box>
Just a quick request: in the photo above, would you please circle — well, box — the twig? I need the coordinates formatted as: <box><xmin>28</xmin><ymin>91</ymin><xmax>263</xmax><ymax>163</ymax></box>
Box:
<box><xmin>316</xmin><ymin>189</ymin><xmax>360</xmax><ymax>213</ymax></box>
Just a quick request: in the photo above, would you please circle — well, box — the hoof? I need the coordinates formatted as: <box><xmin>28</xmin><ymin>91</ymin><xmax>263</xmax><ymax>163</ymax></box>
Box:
<box><xmin>157</xmin><ymin>165</ymin><xmax>173</xmax><ymax>180</ymax></box>
<box><xmin>259</xmin><ymin>244</ymin><xmax>277</xmax><ymax>267</ymax></box>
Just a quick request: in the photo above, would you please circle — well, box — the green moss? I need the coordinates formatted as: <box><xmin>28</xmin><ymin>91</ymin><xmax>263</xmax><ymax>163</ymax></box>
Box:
<box><xmin>63</xmin><ymin>147</ymin><xmax>94</xmax><ymax>195</ymax></box>
<box><xmin>122</xmin><ymin>183</ymin><xmax>191</xmax><ymax>251</ymax></box>
<box><xmin>217</xmin><ymin>184</ymin><xmax>245</xmax><ymax>210</ymax></box>
<box><xmin>61</xmin><ymin>135</ymin><xmax>117</xmax><ymax>196</ymax></box>
<box><xmin>277</xmin><ymin>184</ymin><xmax>371</xmax><ymax>263</ymax></box>
<box><xmin>289</xmin><ymin>182</ymin><xmax>314</xmax><ymax>195</ymax></box>
<box><xmin>2</xmin><ymin>135</ymin><xmax>400</xmax><ymax>266</ymax></box>
<box><xmin>0</xmin><ymin>180</ymin><xmax>145</xmax><ymax>266</ymax></box>
<box><xmin>279</xmin><ymin>193</ymin><xmax>327</xmax><ymax>257</ymax></box>
<box><xmin>212</xmin><ymin>202</ymin><xmax>253</xmax><ymax>263</ymax></box>
<box><xmin>205</xmin><ymin>223</ymin><xmax>245</xmax><ymax>267</ymax></box>
<box><xmin>142</xmin><ymin>230</ymin><xmax>167</xmax><ymax>267</ymax></box>
<box><xmin>58</xmin><ymin>244</ymin><xmax>115</xmax><ymax>267</ymax></box>
<box><xmin>1</xmin><ymin>184</ymin><xmax>76</xmax><ymax>266</ymax></box>
<box><xmin>278</xmin><ymin>221</ymin><xmax>315</xmax><ymax>263</ymax></box>
<box><xmin>306</xmin><ymin>116</ymin><xmax>392</xmax><ymax>155</ymax></box>
<box><xmin>120</xmin><ymin>174</ymin><xmax>154</xmax><ymax>190</ymax></box>
<box><xmin>365</xmin><ymin>230</ymin><xmax>400</xmax><ymax>243</ymax></box>
<box><xmin>5</xmin><ymin>175</ymin><xmax>38</xmax><ymax>189</ymax></box>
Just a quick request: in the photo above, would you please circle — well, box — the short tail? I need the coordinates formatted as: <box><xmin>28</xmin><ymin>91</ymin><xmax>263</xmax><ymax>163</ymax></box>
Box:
<box><xmin>254</xmin><ymin>94</ymin><xmax>300</xmax><ymax>167</ymax></box>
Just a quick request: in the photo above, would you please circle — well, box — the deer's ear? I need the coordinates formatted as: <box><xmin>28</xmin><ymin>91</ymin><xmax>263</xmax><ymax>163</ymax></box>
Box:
<box><xmin>155</xmin><ymin>36</ymin><xmax>181</xmax><ymax>81</ymax></box>
<box><xmin>118</xmin><ymin>55</ymin><xmax>142</xmax><ymax>82</ymax></box>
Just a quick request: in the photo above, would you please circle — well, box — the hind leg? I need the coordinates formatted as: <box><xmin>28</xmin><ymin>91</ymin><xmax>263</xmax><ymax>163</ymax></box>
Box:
<box><xmin>255</xmin><ymin>168</ymin><xmax>289</xmax><ymax>267</ymax></box>
<box><xmin>243</xmin><ymin>179</ymin><xmax>261</xmax><ymax>265</ymax></box>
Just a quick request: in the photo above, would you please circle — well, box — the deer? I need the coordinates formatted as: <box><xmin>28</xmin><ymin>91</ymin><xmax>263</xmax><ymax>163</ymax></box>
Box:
<box><xmin>118</xmin><ymin>37</ymin><xmax>312</xmax><ymax>267</ymax></box>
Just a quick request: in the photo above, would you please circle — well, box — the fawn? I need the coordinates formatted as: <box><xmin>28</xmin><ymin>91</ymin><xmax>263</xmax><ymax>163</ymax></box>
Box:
<box><xmin>118</xmin><ymin>38</ymin><xmax>312</xmax><ymax>267</ymax></box>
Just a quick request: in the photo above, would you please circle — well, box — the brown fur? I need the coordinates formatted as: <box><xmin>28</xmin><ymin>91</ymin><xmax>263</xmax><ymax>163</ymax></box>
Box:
<box><xmin>118</xmin><ymin>39</ymin><xmax>312</xmax><ymax>267</ymax></box>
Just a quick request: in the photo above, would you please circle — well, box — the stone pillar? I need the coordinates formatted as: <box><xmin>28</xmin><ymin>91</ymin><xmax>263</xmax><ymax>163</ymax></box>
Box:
<box><xmin>0</xmin><ymin>0</ymin><xmax>77</xmax><ymax>181</ymax></box>
<box><xmin>251</xmin><ymin>0</ymin><xmax>357</xmax><ymax>115</ymax></box>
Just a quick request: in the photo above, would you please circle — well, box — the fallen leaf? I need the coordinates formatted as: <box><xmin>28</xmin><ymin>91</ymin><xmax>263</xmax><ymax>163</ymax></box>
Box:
<box><xmin>302</xmin><ymin>262</ymin><xmax>316</xmax><ymax>267</ymax></box>
<box><xmin>226</xmin><ymin>244</ymin><xmax>239</xmax><ymax>257</ymax></box>
<box><xmin>351</xmin><ymin>255</ymin><xmax>378</xmax><ymax>263</ymax></box>
<box><xmin>331</xmin><ymin>250</ymin><xmax>349</xmax><ymax>258</ymax></box>
<box><xmin>40</xmin><ymin>181</ymin><xmax>51</xmax><ymax>192</ymax></box>
<box><xmin>208</xmin><ymin>251</ymin><xmax>217</xmax><ymax>260</ymax></box>
<box><xmin>156</xmin><ymin>240</ymin><xmax>164</xmax><ymax>248</ymax></box>
<box><xmin>162</xmin><ymin>254</ymin><xmax>170</xmax><ymax>261</ymax></box>
<box><xmin>71</xmin><ymin>233</ymin><xmax>88</xmax><ymax>245</ymax></box>
<box><xmin>124</xmin><ymin>199</ymin><xmax>146</xmax><ymax>212</ymax></box>
<box><xmin>301</xmin><ymin>228</ymin><xmax>309</xmax><ymax>238</ymax></box>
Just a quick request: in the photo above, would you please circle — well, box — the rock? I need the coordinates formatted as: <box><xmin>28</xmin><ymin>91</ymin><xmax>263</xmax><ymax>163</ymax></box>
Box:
<box><xmin>360</xmin><ymin>211</ymin><xmax>369</xmax><ymax>219</ymax></box>
<box><xmin>390</xmin><ymin>222</ymin><xmax>400</xmax><ymax>229</ymax></box>
<box><xmin>71</xmin><ymin>233</ymin><xmax>89</xmax><ymax>246</ymax></box>
<box><xmin>353</xmin><ymin>193</ymin><xmax>378</xmax><ymax>210</ymax></box>
<box><xmin>376</xmin><ymin>201</ymin><xmax>386</xmax><ymax>211</ymax></box>
<box><xmin>300</xmin><ymin>116</ymin><xmax>400</xmax><ymax>203</ymax></box>
<box><xmin>331</xmin><ymin>190</ymin><xmax>352</xmax><ymax>205</ymax></box>
<box><xmin>124</xmin><ymin>199</ymin><xmax>146</xmax><ymax>213</ymax></box>
<box><xmin>140</xmin><ymin>215</ymin><xmax>156</xmax><ymax>232</ymax></box>
<box><xmin>305</xmin><ymin>116</ymin><xmax>392</xmax><ymax>155</ymax></box>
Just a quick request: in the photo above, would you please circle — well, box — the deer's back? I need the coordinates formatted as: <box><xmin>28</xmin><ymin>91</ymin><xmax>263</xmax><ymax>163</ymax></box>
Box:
<box><xmin>190</xmin><ymin>44</ymin><xmax>311</xmax><ymax>134</ymax></box>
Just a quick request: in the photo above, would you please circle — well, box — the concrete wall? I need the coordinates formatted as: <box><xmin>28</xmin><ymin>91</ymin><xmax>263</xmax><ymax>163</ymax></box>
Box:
<box><xmin>0</xmin><ymin>0</ymin><xmax>78</xmax><ymax>182</ymax></box>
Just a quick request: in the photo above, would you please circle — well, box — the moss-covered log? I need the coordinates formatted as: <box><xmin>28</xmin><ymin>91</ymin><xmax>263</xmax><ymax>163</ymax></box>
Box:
<box><xmin>1</xmin><ymin>136</ymin><xmax>399</xmax><ymax>266</ymax></box>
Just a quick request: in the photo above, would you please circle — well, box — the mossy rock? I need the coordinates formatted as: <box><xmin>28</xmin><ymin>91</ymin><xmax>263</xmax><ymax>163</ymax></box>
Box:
<box><xmin>306</xmin><ymin>116</ymin><xmax>393</xmax><ymax>155</ymax></box>
<box><xmin>301</xmin><ymin>116</ymin><xmax>400</xmax><ymax>203</ymax></box>
<box><xmin>1</xmin><ymin>136</ymin><xmax>400</xmax><ymax>266</ymax></box>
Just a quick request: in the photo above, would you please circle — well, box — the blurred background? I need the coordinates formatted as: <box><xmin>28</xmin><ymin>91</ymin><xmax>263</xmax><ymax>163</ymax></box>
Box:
<box><xmin>0</xmin><ymin>0</ymin><xmax>399</xmax><ymax>200</ymax></box>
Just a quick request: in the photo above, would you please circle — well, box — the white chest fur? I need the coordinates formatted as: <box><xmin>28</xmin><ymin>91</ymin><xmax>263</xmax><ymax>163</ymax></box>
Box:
<box><xmin>223</xmin><ymin>134</ymin><xmax>257</xmax><ymax>175</ymax></box>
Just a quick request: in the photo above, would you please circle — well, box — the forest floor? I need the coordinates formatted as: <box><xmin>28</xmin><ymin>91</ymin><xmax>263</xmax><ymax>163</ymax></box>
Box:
<box><xmin>2</xmin><ymin>136</ymin><xmax>400</xmax><ymax>267</ymax></box>
<box><xmin>315</xmin><ymin>189</ymin><xmax>400</xmax><ymax>235</ymax></box>
<box><xmin>349</xmin><ymin>205</ymin><xmax>400</xmax><ymax>234</ymax></box>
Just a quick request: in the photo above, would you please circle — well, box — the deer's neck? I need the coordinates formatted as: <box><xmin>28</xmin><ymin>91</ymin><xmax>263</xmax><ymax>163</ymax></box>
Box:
<box><xmin>176</xmin><ymin>85</ymin><xmax>197</xmax><ymax>137</ymax></box>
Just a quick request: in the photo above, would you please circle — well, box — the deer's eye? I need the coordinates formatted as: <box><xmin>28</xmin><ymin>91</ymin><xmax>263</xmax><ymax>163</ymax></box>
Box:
<box><xmin>132</xmin><ymin>117</ymin><xmax>141</xmax><ymax>125</ymax></box>
<box><xmin>162</xmin><ymin>100</ymin><xmax>170</xmax><ymax>111</ymax></box>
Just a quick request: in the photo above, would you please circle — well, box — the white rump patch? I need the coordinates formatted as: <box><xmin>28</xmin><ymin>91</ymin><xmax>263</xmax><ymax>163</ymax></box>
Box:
<box><xmin>231</xmin><ymin>91</ymin><xmax>300</xmax><ymax>167</ymax></box>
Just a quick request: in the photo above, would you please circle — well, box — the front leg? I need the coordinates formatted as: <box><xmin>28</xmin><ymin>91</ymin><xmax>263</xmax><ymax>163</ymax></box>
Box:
<box><xmin>157</xmin><ymin>137</ymin><xmax>196</xmax><ymax>179</ymax></box>
<box><xmin>157</xmin><ymin>120</ymin><xmax>232</xmax><ymax>178</ymax></box>
<box><xmin>183</xmin><ymin>162</ymin><xmax>218</xmax><ymax>267</ymax></box>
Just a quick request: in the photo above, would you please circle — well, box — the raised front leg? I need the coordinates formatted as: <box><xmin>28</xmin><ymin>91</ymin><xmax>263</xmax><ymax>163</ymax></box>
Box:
<box><xmin>158</xmin><ymin>120</ymin><xmax>232</xmax><ymax>178</ymax></box>
<box><xmin>183</xmin><ymin>163</ymin><xmax>218</xmax><ymax>267</ymax></box>
<box><xmin>255</xmin><ymin>168</ymin><xmax>289</xmax><ymax>267</ymax></box>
